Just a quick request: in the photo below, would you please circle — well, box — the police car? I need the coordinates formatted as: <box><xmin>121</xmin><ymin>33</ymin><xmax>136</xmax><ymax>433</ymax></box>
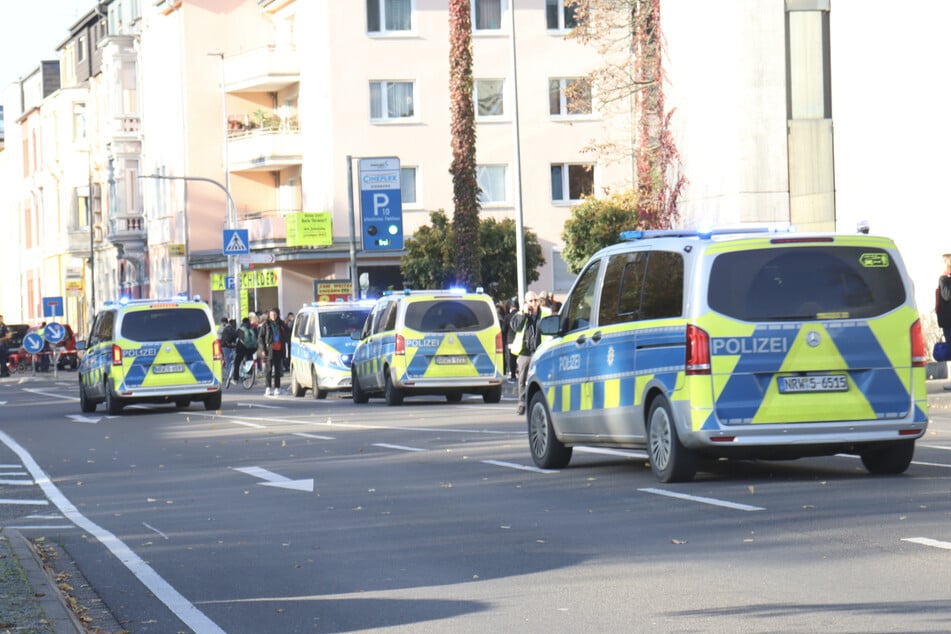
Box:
<box><xmin>288</xmin><ymin>301</ymin><xmax>372</xmax><ymax>399</ymax></box>
<box><xmin>77</xmin><ymin>298</ymin><xmax>223</xmax><ymax>414</ymax></box>
<box><xmin>525</xmin><ymin>227</ymin><xmax>929</xmax><ymax>482</ymax></box>
<box><xmin>351</xmin><ymin>289</ymin><xmax>505</xmax><ymax>404</ymax></box>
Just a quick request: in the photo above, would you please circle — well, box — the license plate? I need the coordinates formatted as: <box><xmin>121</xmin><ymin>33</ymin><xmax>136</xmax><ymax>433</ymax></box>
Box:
<box><xmin>153</xmin><ymin>363</ymin><xmax>185</xmax><ymax>374</ymax></box>
<box><xmin>435</xmin><ymin>355</ymin><xmax>468</xmax><ymax>365</ymax></box>
<box><xmin>778</xmin><ymin>374</ymin><xmax>848</xmax><ymax>394</ymax></box>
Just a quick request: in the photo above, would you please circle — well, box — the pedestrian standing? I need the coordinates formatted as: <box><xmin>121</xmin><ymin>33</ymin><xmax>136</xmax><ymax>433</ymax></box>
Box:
<box><xmin>0</xmin><ymin>315</ymin><xmax>11</xmax><ymax>378</ymax></box>
<box><xmin>283</xmin><ymin>312</ymin><xmax>295</xmax><ymax>372</ymax></box>
<box><xmin>218</xmin><ymin>317</ymin><xmax>236</xmax><ymax>383</ymax></box>
<box><xmin>258</xmin><ymin>307</ymin><xmax>291</xmax><ymax>396</ymax></box>
<box><xmin>509</xmin><ymin>291</ymin><xmax>543</xmax><ymax>415</ymax></box>
<box><xmin>233</xmin><ymin>317</ymin><xmax>256</xmax><ymax>384</ymax></box>
<box><xmin>936</xmin><ymin>253</ymin><xmax>951</xmax><ymax>391</ymax></box>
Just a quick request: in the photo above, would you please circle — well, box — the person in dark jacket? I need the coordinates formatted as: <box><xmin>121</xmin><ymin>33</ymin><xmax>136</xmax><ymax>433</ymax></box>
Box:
<box><xmin>509</xmin><ymin>291</ymin><xmax>543</xmax><ymax>415</ymax></box>
<box><xmin>937</xmin><ymin>254</ymin><xmax>951</xmax><ymax>391</ymax></box>
<box><xmin>258</xmin><ymin>307</ymin><xmax>291</xmax><ymax>396</ymax></box>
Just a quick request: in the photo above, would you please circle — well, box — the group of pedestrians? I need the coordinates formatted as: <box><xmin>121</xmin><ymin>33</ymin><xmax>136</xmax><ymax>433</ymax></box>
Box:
<box><xmin>219</xmin><ymin>308</ymin><xmax>294</xmax><ymax>397</ymax></box>
<box><xmin>499</xmin><ymin>291</ymin><xmax>560</xmax><ymax>416</ymax></box>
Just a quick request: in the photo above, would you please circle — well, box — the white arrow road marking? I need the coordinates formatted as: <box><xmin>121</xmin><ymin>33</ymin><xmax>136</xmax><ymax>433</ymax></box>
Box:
<box><xmin>231</xmin><ymin>466</ymin><xmax>314</xmax><ymax>492</ymax></box>
<box><xmin>481</xmin><ymin>460</ymin><xmax>559</xmax><ymax>474</ymax></box>
<box><xmin>373</xmin><ymin>443</ymin><xmax>426</xmax><ymax>452</ymax></box>
<box><xmin>639</xmin><ymin>487</ymin><xmax>765</xmax><ymax>512</ymax></box>
<box><xmin>902</xmin><ymin>537</ymin><xmax>951</xmax><ymax>551</ymax></box>
<box><xmin>67</xmin><ymin>414</ymin><xmax>101</xmax><ymax>424</ymax></box>
<box><xmin>24</xmin><ymin>388</ymin><xmax>77</xmax><ymax>401</ymax></box>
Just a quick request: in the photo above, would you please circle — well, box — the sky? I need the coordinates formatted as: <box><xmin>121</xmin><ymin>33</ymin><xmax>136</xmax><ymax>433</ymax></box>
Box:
<box><xmin>0</xmin><ymin>1</ymin><xmax>95</xmax><ymax>91</ymax></box>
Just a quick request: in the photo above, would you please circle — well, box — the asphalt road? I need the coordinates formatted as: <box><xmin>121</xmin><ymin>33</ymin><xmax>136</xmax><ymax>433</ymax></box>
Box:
<box><xmin>2</xmin><ymin>375</ymin><xmax>951</xmax><ymax>633</ymax></box>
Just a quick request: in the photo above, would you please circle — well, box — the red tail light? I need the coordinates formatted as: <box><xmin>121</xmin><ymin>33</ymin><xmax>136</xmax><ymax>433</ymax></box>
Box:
<box><xmin>911</xmin><ymin>320</ymin><xmax>927</xmax><ymax>367</ymax></box>
<box><xmin>213</xmin><ymin>339</ymin><xmax>223</xmax><ymax>362</ymax></box>
<box><xmin>395</xmin><ymin>334</ymin><xmax>406</xmax><ymax>356</ymax></box>
<box><xmin>495</xmin><ymin>331</ymin><xmax>504</xmax><ymax>355</ymax></box>
<box><xmin>685</xmin><ymin>325</ymin><xmax>711</xmax><ymax>375</ymax></box>
<box><xmin>111</xmin><ymin>344</ymin><xmax>123</xmax><ymax>366</ymax></box>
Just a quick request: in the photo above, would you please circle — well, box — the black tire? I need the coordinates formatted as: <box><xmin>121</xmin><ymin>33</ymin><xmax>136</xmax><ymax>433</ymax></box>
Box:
<box><xmin>290</xmin><ymin>368</ymin><xmax>304</xmax><ymax>397</ymax></box>
<box><xmin>104</xmin><ymin>380</ymin><xmax>123</xmax><ymax>415</ymax></box>
<box><xmin>384</xmin><ymin>370</ymin><xmax>404</xmax><ymax>406</ymax></box>
<box><xmin>204</xmin><ymin>391</ymin><xmax>223</xmax><ymax>411</ymax></box>
<box><xmin>483</xmin><ymin>386</ymin><xmax>502</xmax><ymax>404</ymax></box>
<box><xmin>647</xmin><ymin>398</ymin><xmax>696</xmax><ymax>483</ymax></box>
<box><xmin>446</xmin><ymin>392</ymin><xmax>463</xmax><ymax>403</ymax></box>
<box><xmin>79</xmin><ymin>379</ymin><xmax>96</xmax><ymax>413</ymax></box>
<box><xmin>861</xmin><ymin>441</ymin><xmax>915</xmax><ymax>475</ymax></box>
<box><xmin>312</xmin><ymin>367</ymin><xmax>328</xmax><ymax>400</ymax></box>
<box><xmin>352</xmin><ymin>369</ymin><xmax>369</xmax><ymax>404</ymax></box>
<box><xmin>241</xmin><ymin>363</ymin><xmax>256</xmax><ymax>390</ymax></box>
<box><xmin>175</xmin><ymin>398</ymin><xmax>190</xmax><ymax>409</ymax></box>
<box><xmin>527</xmin><ymin>391</ymin><xmax>572</xmax><ymax>469</ymax></box>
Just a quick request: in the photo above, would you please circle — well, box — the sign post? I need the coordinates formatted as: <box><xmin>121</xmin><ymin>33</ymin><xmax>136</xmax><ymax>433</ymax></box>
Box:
<box><xmin>358</xmin><ymin>157</ymin><xmax>403</xmax><ymax>251</ymax></box>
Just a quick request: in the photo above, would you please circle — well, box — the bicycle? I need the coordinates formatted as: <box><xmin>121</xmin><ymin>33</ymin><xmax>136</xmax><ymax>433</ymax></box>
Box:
<box><xmin>238</xmin><ymin>357</ymin><xmax>262</xmax><ymax>390</ymax></box>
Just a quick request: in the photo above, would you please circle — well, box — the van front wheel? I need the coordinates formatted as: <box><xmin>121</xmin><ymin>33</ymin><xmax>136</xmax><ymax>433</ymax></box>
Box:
<box><xmin>861</xmin><ymin>441</ymin><xmax>914</xmax><ymax>475</ymax></box>
<box><xmin>648</xmin><ymin>398</ymin><xmax>696</xmax><ymax>483</ymax></box>
<box><xmin>528</xmin><ymin>392</ymin><xmax>572</xmax><ymax>469</ymax></box>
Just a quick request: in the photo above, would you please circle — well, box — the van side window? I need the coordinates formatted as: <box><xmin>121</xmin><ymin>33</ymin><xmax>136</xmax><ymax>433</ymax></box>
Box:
<box><xmin>562</xmin><ymin>260</ymin><xmax>601</xmax><ymax>332</ymax></box>
<box><xmin>94</xmin><ymin>311</ymin><xmax>115</xmax><ymax>342</ymax></box>
<box><xmin>641</xmin><ymin>251</ymin><xmax>684</xmax><ymax>319</ymax></box>
<box><xmin>382</xmin><ymin>302</ymin><xmax>399</xmax><ymax>331</ymax></box>
<box><xmin>297</xmin><ymin>313</ymin><xmax>312</xmax><ymax>341</ymax></box>
<box><xmin>599</xmin><ymin>252</ymin><xmax>647</xmax><ymax>326</ymax></box>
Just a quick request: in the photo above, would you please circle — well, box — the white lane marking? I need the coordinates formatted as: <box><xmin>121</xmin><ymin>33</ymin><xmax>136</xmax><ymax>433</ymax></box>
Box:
<box><xmin>0</xmin><ymin>471</ymin><xmax>28</xmax><ymax>476</ymax></box>
<box><xmin>639</xmin><ymin>487</ymin><xmax>765</xmax><ymax>512</ymax></box>
<box><xmin>143</xmin><ymin>522</ymin><xmax>170</xmax><ymax>540</ymax></box>
<box><xmin>231</xmin><ymin>466</ymin><xmax>314</xmax><ymax>492</ymax></box>
<box><xmin>14</xmin><ymin>525</ymin><xmax>79</xmax><ymax>530</ymax></box>
<box><xmin>481</xmin><ymin>460</ymin><xmax>559</xmax><ymax>474</ymax></box>
<box><xmin>902</xmin><ymin>537</ymin><xmax>951</xmax><ymax>551</ymax></box>
<box><xmin>0</xmin><ymin>464</ymin><xmax>21</xmax><ymax>468</ymax></box>
<box><xmin>25</xmin><ymin>514</ymin><xmax>63</xmax><ymax>520</ymax></box>
<box><xmin>23</xmin><ymin>388</ymin><xmax>77</xmax><ymax>402</ymax></box>
<box><xmin>292</xmin><ymin>433</ymin><xmax>335</xmax><ymax>440</ymax></box>
<box><xmin>836</xmin><ymin>453</ymin><xmax>951</xmax><ymax>469</ymax></box>
<box><xmin>0</xmin><ymin>479</ymin><xmax>34</xmax><ymax>486</ymax></box>
<box><xmin>373</xmin><ymin>443</ymin><xmax>426</xmax><ymax>452</ymax></box>
<box><xmin>0</xmin><ymin>431</ymin><xmax>225</xmax><ymax>633</ymax></box>
<box><xmin>0</xmin><ymin>499</ymin><xmax>48</xmax><ymax>506</ymax></box>
<box><xmin>229</xmin><ymin>420</ymin><xmax>266</xmax><ymax>429</ymax></box>
<box><xmin>235</xmin><ymin>402</ymin><xmax>284</xmax><ymax>409</ymax></box>
<box><xmin>67</xmin><ymin>415</ymin><xmax>101</xmax><ymax>424</ymax></box>
<box><xmin>576</xmin><ymin>446</ymin><xmax>649</xmax><ymax>459</ymax></box>
<box><xmin>921</xmin><ymin>445</ymin><xmax>951</xmax><ymax>451</ymax></box>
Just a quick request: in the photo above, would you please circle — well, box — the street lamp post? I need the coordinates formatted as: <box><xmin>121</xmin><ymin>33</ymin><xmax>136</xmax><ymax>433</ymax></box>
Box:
<box><xmin>138</xmin><ymin>174</ymin><xmax>240</xmax><ymax>318</ymax></box>
<box><xmin>509</xmin><ymin>0</ymin><xmax>526</xmax><ymax>305</ymax></box>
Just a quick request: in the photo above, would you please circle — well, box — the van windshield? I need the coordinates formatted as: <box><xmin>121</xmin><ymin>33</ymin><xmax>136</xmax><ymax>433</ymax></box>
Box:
<box><xmin>708</xmin><ymin>245</ymin><xmax>906</xmax><ymax>321</ymax></box>
<box><xmin>319</xmin><ymin>310</ymin><xmax>371</xmax><ymax>337</ymax></box>
<box><xmin>404</xmin><ymin>300</ymin><xmax>496</xmax><ymax>332</ymax></box>
<box><xmin>120</xmin><ymin>308</ymin><xmax>212</xmax><ymax>342</ymax></box>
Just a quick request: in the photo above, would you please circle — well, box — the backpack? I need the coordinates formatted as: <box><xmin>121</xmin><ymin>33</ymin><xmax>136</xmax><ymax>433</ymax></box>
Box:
<box><xmin>239</xmin><ymin>326</ymin><xmax>257</xmax><ymax>349</ymax></box>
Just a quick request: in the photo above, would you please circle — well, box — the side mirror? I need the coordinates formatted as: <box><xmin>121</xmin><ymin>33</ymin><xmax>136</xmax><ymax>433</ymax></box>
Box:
<box><xmin>539</xmin><ymin>314</ymin><xmax>561</xmax><ymax>336</ymax></box>
<box><xmin>350</xmin><ymin>330</ymin><xmax>364</xmax><ymax>341</ymax></box>
<box><xmin>76</xmin><ymin>340</ymin><xmax>87</xmax><ymax>351</ymax></box>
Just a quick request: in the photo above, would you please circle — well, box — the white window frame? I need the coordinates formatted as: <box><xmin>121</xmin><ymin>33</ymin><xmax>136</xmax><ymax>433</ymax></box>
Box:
<box><xmin>366</xmin><ymin>0</ymin><xmax>415</xmax><ymax>35</ymax></box>
<box><xmin>549</xmin><ymin>77</ymin><xmax>593</xmax><ymax>118</ymax></box>
<box><xmin>474</xmin><ymin>78</ymin><xmax>505</xmax><ymax>120</ymax></box>
<box><xmin>551</xmin><ymin>163</ymin><xmax>595</xmax><ymax>203</ymax></box>
<box><xmin>477</xmin><ymin>164</ymin><xmax>508</xmax><ymax>205</ymax></box>
<box><xmin>546</xmin><ymin>0</ymin><xmax>578</xmax><ymax>31</ymax></box>
<box><xmin>369</xmin><ymin>80</ymin><xmax>417</xmax><ymax>122</ymax></box>
<box><xmin>472</xmin><ymin>0</ymin><xmax>507</xmax><ymax>33</ymax></box>
<box><xmin>400</xmin><ymin>166</ymin><xmax>419</xmax><ymax>207</ymax></box>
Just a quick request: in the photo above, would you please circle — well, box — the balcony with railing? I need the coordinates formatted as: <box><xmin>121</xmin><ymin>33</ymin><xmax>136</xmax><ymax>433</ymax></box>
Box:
<box><xmin>107</xmin><ymin>213</ymin><xmax>147</xmax><ymax>248</ymax></box>
<box><xmin>238</xmin><ymin>210</ymin><xmax>287</xmax><ymax>245</ymax></box>
<box><xmin>227</xmin><ymin>111</ymin><xmax>302</xmax><ymax>172</ymax></box>
<box><xmin>223</xmin><ymin>46</ymin><xmax>300</xmax><ymax>93</ymax></box>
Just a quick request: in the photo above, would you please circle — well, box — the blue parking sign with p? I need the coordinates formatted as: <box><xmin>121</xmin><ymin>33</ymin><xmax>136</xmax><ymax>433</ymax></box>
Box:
<box><xmin>359</xmin><ymin>157</ymin><xmax>404</xmax><ymax>251</ymax></box>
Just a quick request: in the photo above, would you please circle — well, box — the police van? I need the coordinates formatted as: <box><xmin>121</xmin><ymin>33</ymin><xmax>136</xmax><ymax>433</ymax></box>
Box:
<box><xmin>351</xmin><ymin>289</ymin><xmax>505</xmax><ymax>404</ymax></box>
<box><xmin>525</xmin><ymin>227</ymin><xmax>929</xmax><ymax>482</ymax></box>
<box><xmin>288</xmin><ymin>301</ymin><xmax>372</xmax><ymax>399</ymax></box>
<box><xmin>77</xmin><ymin>298</ymin><xmax>223</xmax><ymax>414</ymax></box>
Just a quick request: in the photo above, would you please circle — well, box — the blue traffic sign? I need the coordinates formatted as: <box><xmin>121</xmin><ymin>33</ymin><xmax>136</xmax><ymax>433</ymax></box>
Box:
<box><xmin>223</xmin><ymin>229</ymin><xmax>250</xmax><ymax>255</ymax></box>
<box><xmin>359</xmin><ymin>157</ymin><xmax>404</xmax><ymax>251</ymax></box>
<box><xmin>44</xmin><ymin>322</ymin><xmax>66</xmax><ymax>344</ymax></box>
<box><xmin>23</xmin><ymin>333</ymin><xmax>44</xmax><ymax>354</ymax></box>
<box><xmin>225</xmin><ymin>275</ymin><xmax>236</xmax><ymax>290</ymax></box>
<box><xmin>42</xmin><ymin>296</ymin><xmax>64</xmax><ymax>318</ymax></box>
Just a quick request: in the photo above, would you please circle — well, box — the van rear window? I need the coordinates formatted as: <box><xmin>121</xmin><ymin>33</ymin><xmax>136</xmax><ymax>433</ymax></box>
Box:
<box><xmin>120</xmin><ymin>309</ymin><xmax>212</xmax><ymax>342</ymax></box>
<box><xmin>708</xmin><ymin>246</ymin><xmax>906</xmax><ymax>321</ymax></box>
<box><xmin>404</xmin><ymin>300</ymin><xmax>496</xmax><ymax>332</ymax></box>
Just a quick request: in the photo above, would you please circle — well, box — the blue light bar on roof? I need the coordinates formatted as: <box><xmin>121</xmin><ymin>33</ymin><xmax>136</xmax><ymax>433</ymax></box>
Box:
<box><xmin>620</xmin><ymin>224</ymin><xmax>797</xmax><ymax>242</ymax></box>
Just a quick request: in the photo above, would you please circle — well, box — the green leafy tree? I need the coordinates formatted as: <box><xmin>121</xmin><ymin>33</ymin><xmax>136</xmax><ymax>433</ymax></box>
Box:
<box><xmin>561</xmin><ymin>190</ymin><xmax>639</xmax><ymax>273</ymax></box>
<box><xmin>402</xmin><ymin>211</ymin><xmax>544</xmax><ymax>302</ymax></box>
<box><xmin>449</xmin><ymin>0</ymin><xmax>482</xmax><ymax>290</ymax></box>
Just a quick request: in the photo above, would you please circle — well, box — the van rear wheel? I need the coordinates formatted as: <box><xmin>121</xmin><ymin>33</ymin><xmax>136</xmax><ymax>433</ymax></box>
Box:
<box><xmin>647</xmin><ymin>398</ymin><xmax>696</xmax><ymax>483</ymax></box>
<box><xmin>384</xmin><ymin>371</ymin><xmax>404</xmax><ymax>406</ymax></box>
<box><xmin>861</xmin><ymin>440</ymin><xmax>915</xmax><ymax>475</ymax></box>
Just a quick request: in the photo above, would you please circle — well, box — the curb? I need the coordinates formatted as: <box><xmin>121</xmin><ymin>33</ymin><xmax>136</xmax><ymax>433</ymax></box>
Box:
<box><xmin>2</xmin><ymin>529</ymin><xmax>84</xmax><ymax>633</ymax></box>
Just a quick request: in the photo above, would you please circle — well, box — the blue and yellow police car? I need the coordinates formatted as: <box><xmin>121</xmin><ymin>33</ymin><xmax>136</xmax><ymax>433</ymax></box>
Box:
<box><xmin>525</xmin><ymin>227</ymin><xmax>929</xmax><ymax>482</ymax></box>
<box><xmin>288</xmin><ymin>301</ymin><xmax>373</xmax><ymax>399</ymax></box>
<box><xmin>78</xmin><ymin>298</ymin><xmax>223</xmax><ymax>414</ymax></box>
<box><xmin>351</xmin><ymin>289</ymin><xmax>505</xmax><ymax>405</ymax></box>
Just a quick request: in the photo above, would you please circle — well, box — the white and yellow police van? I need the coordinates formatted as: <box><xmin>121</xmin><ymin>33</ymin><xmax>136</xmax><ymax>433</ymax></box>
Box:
<box><xmin>351</xmin><ymin>289</ymin><xmax>505</xmax><ymax>405</ymax></box>
<box><xmin>77</xmin><ymin>298</ymin><xmax>222</xmax><ymax>414</ymax></box>
<box><xmin>288</xmin><ymin>301</ymin><xmax>373</xmax><ymax>399</ymax></box>
<box><xmin>525</xmin><ymin>227</ymin><xmax>929</xmax><ymax>482</ymax></box>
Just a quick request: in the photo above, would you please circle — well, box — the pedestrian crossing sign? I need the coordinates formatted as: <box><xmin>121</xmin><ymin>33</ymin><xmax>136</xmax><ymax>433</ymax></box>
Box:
<box><xmin>223</xmin><ymin>229</ymin><xmax>250</xmax><ymax>255</ymax></box>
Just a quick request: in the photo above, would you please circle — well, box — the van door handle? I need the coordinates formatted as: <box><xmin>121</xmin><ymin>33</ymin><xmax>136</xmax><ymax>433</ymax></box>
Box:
<box><xmin>575</xmin><ymin>335</ymin><xmax>587</xmax><ymax>346</ymax></box>
<box><xmin>591</xmin><ymin>331</ymin><xmax>602</xmax><ymax>343</ymax></box>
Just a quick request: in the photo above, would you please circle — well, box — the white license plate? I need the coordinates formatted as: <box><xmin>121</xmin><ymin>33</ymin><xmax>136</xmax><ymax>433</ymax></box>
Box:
<box><xmin>435</xmin><ymin>355</ymin><xmax>468</xmax><ymax>365</ymax></box>
<box><xmin>153</xmin><ymin>363</ymin><xmax>185</xmax><ymax>374</ymax></box>
<box><xmin>778</xmin><ymin>374</ymin><xmax>848</xmax><ymax>394</ymax></box>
